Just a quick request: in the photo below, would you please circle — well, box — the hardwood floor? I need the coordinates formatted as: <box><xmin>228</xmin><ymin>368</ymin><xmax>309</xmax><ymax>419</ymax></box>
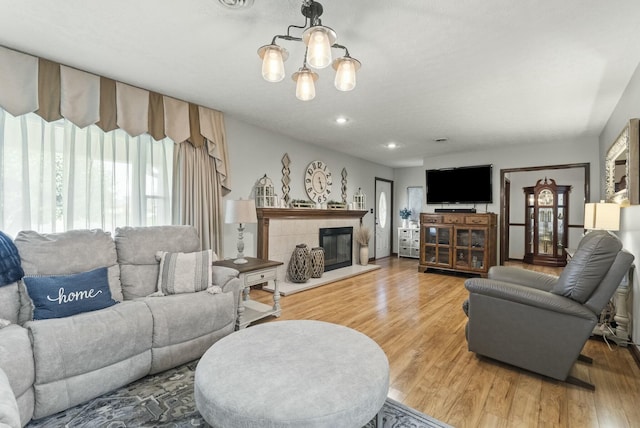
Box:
<box><xmin>249</xmin><ymin>257</ymin><xmax>640</xmax><ymax>427</ymax></box>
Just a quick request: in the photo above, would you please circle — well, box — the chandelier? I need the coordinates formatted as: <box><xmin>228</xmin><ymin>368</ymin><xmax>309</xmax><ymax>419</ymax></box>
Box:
<box><xmin>257</xmin><ymin>0</ymin><xmax>361</xmax><ymax>101</ymax></box>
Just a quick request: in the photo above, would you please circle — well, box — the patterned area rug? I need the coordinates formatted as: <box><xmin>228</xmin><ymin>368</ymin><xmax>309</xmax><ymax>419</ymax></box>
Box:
<box><xmin>27</xmin><ymin>360</ymin><xmax>451</xmax><ymax>428</ymax></box>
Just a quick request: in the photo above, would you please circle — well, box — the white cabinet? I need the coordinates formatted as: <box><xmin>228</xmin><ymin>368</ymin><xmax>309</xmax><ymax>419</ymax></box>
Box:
<box><xmin>398</xmin><ymin>228</ymin><xmax>420</xmax><ymax>259</ymax></box>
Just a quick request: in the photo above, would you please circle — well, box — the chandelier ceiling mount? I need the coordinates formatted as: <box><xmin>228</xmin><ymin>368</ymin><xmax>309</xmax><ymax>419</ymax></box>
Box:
<box><xmin>257</xmin><ymin>0</ymin><xmax>361</xmax><ymax>101</ymax></box>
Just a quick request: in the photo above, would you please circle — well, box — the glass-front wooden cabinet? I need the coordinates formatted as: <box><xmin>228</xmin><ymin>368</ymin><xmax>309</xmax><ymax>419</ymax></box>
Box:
<box><xmin>419</xmin><ymin>213</ymin><xmax>497</xmax><ymax>277</ymax></box>
<box><xmin>422</xmin><ymin>224</ymin><xmax>452</xmax><ymax>267</ymax></box>
<box><xmin>454</xmin><ymin>227</ymin><xmax>488</xmax><ymax>271</ymax></box>
<box><xmin>523</xmin><ymin>178</ymin><xmax>571</xmax><ymax>266</ymax></box>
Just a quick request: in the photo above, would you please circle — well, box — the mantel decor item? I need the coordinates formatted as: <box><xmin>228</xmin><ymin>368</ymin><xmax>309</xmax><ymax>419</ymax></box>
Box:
<box><xmin>281</xmin><ymin>153</ymin><xmax>291</xmax><ymax>206</ymax></box>
<box><xmin>327</xmin><ymin>201</ymin><xmax>347</xmax><ymax>210</ymax></box>
<box><xmin>224</xmin><ymin>199</ymin><xmax>258</xmax><ymax>264</ymax></box>
<box><xmin>353</xmin><ymin>187</ymin><xmax>366</xmax><ymax>210</ymax></box>
<box><xmin>288</xmin><ymin>244</ymin><xmax>312</xmax><ymax>283</ymax></box>
<box><xmin>257</xmin><ymin>0</ymin><xmax>361</xmax><ymax>101</ymax></box>
<box><xmin>304</xmin><ymin>160</ymin><xmax>332</xmax><ymax>203</ymax></box>
<box><xmin>255</xmin><ymin>174</ymin><xmax>276</xmax><ymax>208</ymax></box>
<box><xmin>341</xmin><ymin>168</ymin><xmax>348</xmax><ymax>203</ymax></box>
<box><xmin>290</xmin><ymin>199</ymin><xmax>315</xmax><ymax>208</ymax></box>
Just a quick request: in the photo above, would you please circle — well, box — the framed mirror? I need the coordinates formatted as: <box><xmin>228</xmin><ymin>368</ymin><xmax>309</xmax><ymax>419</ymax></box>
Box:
<box><xmin>606</xmin><ymin>118</ymin><xmax>639</xmax><ymax>205</ymax></box>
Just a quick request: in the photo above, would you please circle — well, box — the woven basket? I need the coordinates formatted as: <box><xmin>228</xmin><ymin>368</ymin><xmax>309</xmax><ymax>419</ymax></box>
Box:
<box><xmin>310</xmin><ymin>247</ymin><xmax>325</xmax><ymax>278</ymax></box>
<box><xmin>287</xmin><ymin>244</ymin><xmax>312</xmax><ymax>283</ymax></box>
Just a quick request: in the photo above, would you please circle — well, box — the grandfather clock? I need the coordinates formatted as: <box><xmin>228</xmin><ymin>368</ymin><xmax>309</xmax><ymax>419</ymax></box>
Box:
<box><xmin>523</xmin><ymin>178</ymin><xmax>571</xmax><ymax>266</ymax></box>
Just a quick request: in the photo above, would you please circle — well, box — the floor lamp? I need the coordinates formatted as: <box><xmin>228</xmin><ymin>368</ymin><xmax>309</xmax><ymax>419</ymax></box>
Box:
<box><xmin>225</xmin><ymin>199</ymin><xmax>258</xmax><ymax>264</ymax></box>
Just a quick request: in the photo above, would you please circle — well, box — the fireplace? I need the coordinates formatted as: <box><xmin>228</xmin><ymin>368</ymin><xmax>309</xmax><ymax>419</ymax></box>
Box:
<box><xmin>319</xmin><ymin>227</ymin><xmax>353</xmax><ymax>272</ymax></box>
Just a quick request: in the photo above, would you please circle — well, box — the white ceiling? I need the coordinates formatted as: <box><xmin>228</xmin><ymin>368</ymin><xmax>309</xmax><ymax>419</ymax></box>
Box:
<box><xmin>2</xmin><ymin>0</ymin><xmax>640</xmax><ymax>167</ymax></box>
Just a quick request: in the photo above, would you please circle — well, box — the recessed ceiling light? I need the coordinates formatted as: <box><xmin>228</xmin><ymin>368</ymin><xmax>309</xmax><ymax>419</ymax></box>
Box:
<box><xmin>434</xmin><ymin>137</ymin><xmax>448</xmax><ymax>143</ymax></box>
<box><xmin>386</xmin><ymin>142</ymin><xmax>397</xmax><ymax>149</ymax></box>
<box><xmin>335</xmin><ymin>116</ymin><xmax>349</xmax><ymax>125</ymax></box>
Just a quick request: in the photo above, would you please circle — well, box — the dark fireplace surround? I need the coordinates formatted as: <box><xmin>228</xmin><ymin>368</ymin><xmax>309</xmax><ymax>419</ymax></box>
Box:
<box><xmin>319</xmin><ymin>227</ymin><xmax>353</xmax><ymax>271</ymax></box>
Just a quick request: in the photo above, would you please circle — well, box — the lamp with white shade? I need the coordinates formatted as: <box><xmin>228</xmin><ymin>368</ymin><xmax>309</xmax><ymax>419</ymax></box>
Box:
<box><xmin>225</xmin><ymin>199</ymin><xmax>258</xmax><ymax>264</ymax></box>
<box><xmin>584</xmin><ymin>202</ymin><xmax>621</xmax><ymax>232</ymax></box>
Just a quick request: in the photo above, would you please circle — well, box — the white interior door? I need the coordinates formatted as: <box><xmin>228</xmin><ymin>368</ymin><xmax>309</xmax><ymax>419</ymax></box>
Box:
<box><xmin>375</xmin><ymin>179</ymin><xmax>392</xmax><ymax>258</ymax></box>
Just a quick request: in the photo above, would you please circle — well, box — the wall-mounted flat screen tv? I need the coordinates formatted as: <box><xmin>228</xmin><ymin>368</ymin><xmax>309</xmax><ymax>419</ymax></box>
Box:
<box><xmin>426</xmin><ymin>164</ymin><xmax>493</xmax><ymax>204</ymax></box>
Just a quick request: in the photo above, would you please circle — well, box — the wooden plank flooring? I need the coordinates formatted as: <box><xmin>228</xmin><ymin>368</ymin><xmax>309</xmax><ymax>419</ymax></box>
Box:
<box><xmin>249</xmin><ymin>257</ymin><xmax>640</xmax><ymax>427</ymax></box>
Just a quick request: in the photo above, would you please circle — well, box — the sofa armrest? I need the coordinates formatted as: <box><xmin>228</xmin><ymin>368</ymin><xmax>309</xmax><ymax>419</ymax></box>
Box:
<box><xmin>212</xmin><ymin>266</ymin><xmax>239</xmax><ymax>289</ymax></box>
<box><xmin>219</xmin><ymin>275</ymin><xmax>243</xmax><ymax>328</ymax></box>
<box><xmin>487</xmin><ymin>266</ymin><xmax>559</xmax><ymax>291</ymax></box>
<box><xmin>0</xmin><ymin>368</ymin><xmax>20</xmax><ymax>428</ymax></box>
<box><xmin>464</xmin><ymin>277</ymin><xmax>596</xmax><ymax>320</ymax></box>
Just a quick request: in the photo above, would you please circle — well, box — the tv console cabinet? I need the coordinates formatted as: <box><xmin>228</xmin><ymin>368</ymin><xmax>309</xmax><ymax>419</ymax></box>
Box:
<box><xmin>419</xmin><ymin>212</ymin><xmax>497</xmax><ymax>277</ymax></box>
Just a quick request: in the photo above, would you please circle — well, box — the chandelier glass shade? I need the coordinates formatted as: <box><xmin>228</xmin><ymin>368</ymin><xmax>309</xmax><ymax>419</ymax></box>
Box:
<box><xmin>257</xmin><ymin>0</ymin><xmax>360</xmax><ymax>101</ymax></box>
<box><xmin>333</xmin><ymin>56</ymin><xmax>361</xmax><ymax>91</ymax></box>
<box><xmin>292</xmin><ymin>66</ymin><xmax>318</xmax><ymax>101</ymax></box>
<box><xmin>303</xmin><ymin>25</ymin><xmax>336</xmax><ymax>69</ymax></box>
<box><xmin>259</xmin><ymin>45</ymin><xmax>288</xmax><ymax>82</ymax></box>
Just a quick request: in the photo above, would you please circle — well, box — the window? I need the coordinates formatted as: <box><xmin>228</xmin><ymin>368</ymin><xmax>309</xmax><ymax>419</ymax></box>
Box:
<box><xmin>0</xmin><ymin>108</ymin><xmax>174</xmax><ymax>238</ymax></box>
<box><xmin>379</xmin><ymin>191</ymin><xmax>388</xmax><ymax>228</ymax></box>
<box><xmin>407</xmin><ymin>186</ymin><xmax>423</xmax><ymax>222</ymax></box>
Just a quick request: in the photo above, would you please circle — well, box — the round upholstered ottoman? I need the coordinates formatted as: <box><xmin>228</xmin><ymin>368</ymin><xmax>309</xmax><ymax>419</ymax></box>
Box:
<box><xmin>194</xmin><ymin>320</ymin><xmax>389</xmax><ymax>428</ymax></box>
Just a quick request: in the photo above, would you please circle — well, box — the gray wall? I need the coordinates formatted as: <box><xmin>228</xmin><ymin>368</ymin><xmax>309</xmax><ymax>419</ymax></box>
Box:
<box><xmin>222</xmin><ymin>115</ymin><xmax>393</xmax><ymax>259</ymax></box>
<box><xmin>390</xmin><ymin>139</ymin><xmax>600</xmax><ymax>255</ymax></box>
<box><xmin>599</xmin><ymin>60</ymin><xmax>640</xmax><ymax>349</ymax></box>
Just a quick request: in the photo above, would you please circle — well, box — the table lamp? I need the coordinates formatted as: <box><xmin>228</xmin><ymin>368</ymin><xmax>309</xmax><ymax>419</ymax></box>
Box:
<box><xmin>225</xmin><ymin>199</ymin><xmax>258</xmax><ymax>264</ymax></box>
<box><xmin>584</xmin><ymin>202</ymin><xmax>620</xmax><ymax>232</ymax></box>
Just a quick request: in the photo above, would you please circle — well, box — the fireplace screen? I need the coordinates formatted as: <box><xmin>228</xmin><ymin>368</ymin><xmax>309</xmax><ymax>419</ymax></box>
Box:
<box><xmin>319</xmin><ymin>227</ymin><xmax>353</xmax><ymax>271</ymax></box>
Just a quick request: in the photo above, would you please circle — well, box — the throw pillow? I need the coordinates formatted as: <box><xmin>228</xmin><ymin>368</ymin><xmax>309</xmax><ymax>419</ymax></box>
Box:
<box><xmin>0</xmin><ymin>231</ymin><xmax>24</xmax><ymax>287</ymax></box>
<box><xmin>155</xmin><ymin>249</ymin><xmax>215</xmax><ymax>295</ymax></box>
<box><xmin>22</xmin><ymin>267</ymin><xmax>118</xmax><ymax>320</ymax></box>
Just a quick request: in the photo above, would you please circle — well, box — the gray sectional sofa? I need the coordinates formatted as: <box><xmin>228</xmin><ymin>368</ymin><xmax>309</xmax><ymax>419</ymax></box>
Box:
<box><xmin>0</xmin><ymin>225</ymin><xmax>243</xmax><ymax>427</ymax></box>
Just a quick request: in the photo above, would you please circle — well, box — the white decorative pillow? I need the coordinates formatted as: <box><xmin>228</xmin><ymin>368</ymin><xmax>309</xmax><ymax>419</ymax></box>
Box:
<box><xmin>155</xmin><ymin>250</ymin><xmax>216</xmax><ymax>296</ymax></box>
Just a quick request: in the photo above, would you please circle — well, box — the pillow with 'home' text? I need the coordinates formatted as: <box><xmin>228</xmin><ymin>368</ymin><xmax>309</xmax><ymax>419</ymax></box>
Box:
<box><xmin>22</xmin><ymin>267</ymin><xmax>118</xmax><ymax>320</ymax></box>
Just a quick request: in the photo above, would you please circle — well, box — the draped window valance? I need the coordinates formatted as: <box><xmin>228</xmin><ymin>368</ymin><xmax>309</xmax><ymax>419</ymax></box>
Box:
<box><xmin>0</xmin><ymin>45</ymin><xmax>230</xmax><ymax>193</ymax></box>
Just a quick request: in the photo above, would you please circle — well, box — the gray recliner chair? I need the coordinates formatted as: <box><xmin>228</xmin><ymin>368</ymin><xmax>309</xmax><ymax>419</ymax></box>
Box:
<box><xmin>463</xmin><ymin>230</ymin><xmax>634</xmax><ymax>389</ymax></box>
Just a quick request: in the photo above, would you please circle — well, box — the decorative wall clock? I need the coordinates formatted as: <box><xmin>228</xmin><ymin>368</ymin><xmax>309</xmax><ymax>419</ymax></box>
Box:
<box><xmin>304</xmin><ymin>160</ymin><xmax>332</xmax><ymax>203</ymax></box>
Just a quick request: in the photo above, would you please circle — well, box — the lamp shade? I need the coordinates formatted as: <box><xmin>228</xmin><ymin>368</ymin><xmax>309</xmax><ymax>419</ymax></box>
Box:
<box><xmin>292</xmin><ymin>68</ymin><xmax>318</xmax><ymax>101</ymax></box>
<box><xmin>333</xmin><ymin>56</ymin><xmax>361</xmax><ymax>91</ymax></box>
<box><xmin>258</xmin><ymin>44</ymin><xmax>288</xmax><ymax>83</ymax></box>
<box><xmin>584</xmin><ymin>202</ymin><xmax>620</xmax><ymax>231</ymax></box>
<box><xmin>303</xmin><ymin>26</ymin><xmax>336</xmax><ymax>69</ymax></box>
<box><xmin>225</xmin><ymin>199</ymin><xmax>258</xmax><ymax>224</ymax></box>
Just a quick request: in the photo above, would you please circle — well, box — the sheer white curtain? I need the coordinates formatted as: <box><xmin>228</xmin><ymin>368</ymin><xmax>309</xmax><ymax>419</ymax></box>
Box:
<box><xmin>0</xmin><ymin>108</ymin><xmax>173</xmax><ymax>238</ymax></box>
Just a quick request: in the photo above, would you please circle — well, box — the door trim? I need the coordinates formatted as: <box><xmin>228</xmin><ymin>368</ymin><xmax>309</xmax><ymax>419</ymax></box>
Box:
<box><xmin>374</xmin><ymin>177</ymin><xmax>394</xmax><ymax>259</ymax></box>
<box><xmin>499</xmin><ymin>162</ymin><xmax>590</xmax><ymax>264</ymax></box>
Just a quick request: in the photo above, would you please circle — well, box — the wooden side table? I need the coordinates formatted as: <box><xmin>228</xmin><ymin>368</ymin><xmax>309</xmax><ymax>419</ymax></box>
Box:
<box><xmin>213</xmin><ymin>257</ymin><xmax>283</xmax><ymax>329</ymax></box>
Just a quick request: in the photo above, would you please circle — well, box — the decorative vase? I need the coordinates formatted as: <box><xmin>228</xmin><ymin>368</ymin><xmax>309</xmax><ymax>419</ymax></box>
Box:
<box><xmin>402</xmin><ymin>218</ymin><xmax>409</xmax><ymax>228</ymax></box>
<box><xmin>310</xmin><ymin>247</ymin><xmax>325</xmax><ymax>278</ymax></box>
<box><xmin>288</xmin><ymin>244</ymin><xmax>312</xmax><ymax>283</ymax></box>
<box><xmin>359</xmin><ymin>245</ymin><xmax>369</xmax><ymax>266</ymax></box>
